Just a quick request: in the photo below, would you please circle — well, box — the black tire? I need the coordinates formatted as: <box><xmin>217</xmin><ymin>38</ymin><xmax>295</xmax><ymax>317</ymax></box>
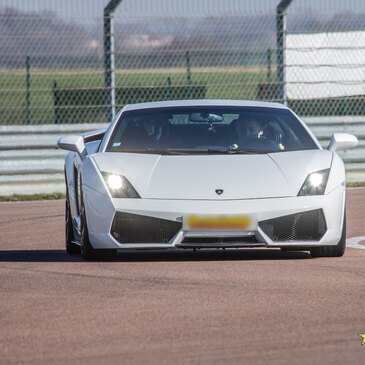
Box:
<box><xmin>65</xmin><ymin>191</ymin><xmax>80</xmax><ymax>255</ymax></box>
<box><xmin>310</xmin><ymin>214</ymin><xmax>346</xmax><ymax>258</ymax></box>
<box><xmin>80</xmin><ymin>202</ymin><xmax>116</xmax><ymax>261</ymax></box>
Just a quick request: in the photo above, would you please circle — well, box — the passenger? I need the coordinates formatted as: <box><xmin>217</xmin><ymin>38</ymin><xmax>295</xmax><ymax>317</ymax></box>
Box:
<box><xmin>121</xmin><ymin>122</ymin><xmax>149</xmax><ymax>148</ymax></box>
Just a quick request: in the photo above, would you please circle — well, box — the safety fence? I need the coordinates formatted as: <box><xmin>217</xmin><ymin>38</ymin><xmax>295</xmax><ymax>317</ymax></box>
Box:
<box><xmin>1</xmin><ymin>1</ymin><xmax>365</xmax><ymax>125</ymax></box>
<box><xmin>0</xmin><ymin>117</ymin><xmax>364</xmax><ymax>196</ymax></box>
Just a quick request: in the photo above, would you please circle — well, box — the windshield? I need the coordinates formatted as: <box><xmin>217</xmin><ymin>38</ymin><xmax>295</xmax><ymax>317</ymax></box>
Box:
<box><xmin>106</xmin><ymin>106</ymin><xmax>318</xmax><ymax>154</ymax></box>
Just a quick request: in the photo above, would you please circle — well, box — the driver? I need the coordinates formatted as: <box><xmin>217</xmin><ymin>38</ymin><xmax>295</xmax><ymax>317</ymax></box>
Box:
<box><xmin>142</xmin><ymin>115</ymin><xmax>170</xmax><ymax>146</ymax></box>
<box><xmin>235</xmin><ymin>115</ymin><xmax>264</xmax><ymax>143</ymax></box>
<box><xmin>143</xmin><ymin>117</ymin><xmax>161</xmax><ymax>140</ymax></box>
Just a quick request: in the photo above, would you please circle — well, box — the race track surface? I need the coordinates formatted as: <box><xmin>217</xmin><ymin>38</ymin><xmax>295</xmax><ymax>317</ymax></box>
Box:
<box><xmin>1</xmin><ymin>188</ymin><xmax>365</xmax><ymax>364</ymax></box>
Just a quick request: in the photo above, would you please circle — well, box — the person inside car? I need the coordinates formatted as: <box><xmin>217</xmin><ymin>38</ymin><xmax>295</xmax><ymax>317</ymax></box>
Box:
<box><xmin>142</xmin><ymin>115</ymin><xmax>170</xmax><ymax>147</ymax></box>
<box><xmin>235</xmin><ymin>115</ymin><xmax>264</xmax><ymax>143</ymax></box>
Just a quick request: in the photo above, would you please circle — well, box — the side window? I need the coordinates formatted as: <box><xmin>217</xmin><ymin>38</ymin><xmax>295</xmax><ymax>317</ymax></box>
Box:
<box><xmin>85</xmin><ymin>140</ymin><xmax>101</xmax><ymax>155</ymax></box>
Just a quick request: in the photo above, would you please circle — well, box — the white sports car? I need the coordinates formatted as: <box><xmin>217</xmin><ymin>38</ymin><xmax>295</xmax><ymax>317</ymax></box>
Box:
<box><xmin>58</xmin><ymin>100</ymin><xmax>358</xmax><ymax>260</ymax></box>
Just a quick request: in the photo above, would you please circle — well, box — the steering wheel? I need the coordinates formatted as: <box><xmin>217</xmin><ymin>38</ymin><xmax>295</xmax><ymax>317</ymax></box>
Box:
<box><xmin>239</xmin><ymin>136</ymin><xmax>281</xmax><ymax>151</ymax></box>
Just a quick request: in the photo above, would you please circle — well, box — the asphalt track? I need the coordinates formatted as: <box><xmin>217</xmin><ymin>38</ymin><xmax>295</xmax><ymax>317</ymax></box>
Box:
<box><xmin>1</xmin><ymin>188</ymin><xmax>365</xmax><ymax>364</ymax></box>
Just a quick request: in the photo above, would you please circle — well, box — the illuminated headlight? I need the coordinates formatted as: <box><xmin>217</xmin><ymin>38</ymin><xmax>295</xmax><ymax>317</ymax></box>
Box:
<box><xmin>101</xmin><ymin>173</ymin><xmax>140</xmax><ymax>198</ymax></box>
<box><xmin>107</xmin><ymin>174</ymin><xmax>124</xmax><ymax>190</ymax></box>
<box><xmin>298</xmin><ymin>169</ymin><xmax>330</xmax><ymax>196</ymax></box>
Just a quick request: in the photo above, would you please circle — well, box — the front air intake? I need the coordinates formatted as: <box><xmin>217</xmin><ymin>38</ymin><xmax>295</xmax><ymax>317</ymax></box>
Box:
<box><xmin>259</xmin><ymin>209</ymin><xmax>327</xmax><ymax>242</ymax></box>
<box><xmin>111</xmin><ymin>212</ymin><xmax>182</xmax><ymax>244</ymax></box>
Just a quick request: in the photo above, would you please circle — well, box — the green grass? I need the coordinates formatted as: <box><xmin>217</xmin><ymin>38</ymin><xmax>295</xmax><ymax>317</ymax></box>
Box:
<box><xmin>0</xmin><ymin>68</ymin><xmax>267</xmax><ymax>124</ymax></box>
<box><xmin>0</xmin><ymin>193</ymin><xmax>65</xmax><ymax>202</ymax></box>
<box><xmin>3</xmin><ymin>66</ymin><xmax>365</xmax><ymax>124</ymax></box>
<box><xmin>347</xmin><ymin>182</ymin><xmax>365</xmax><ymax>188</ymax></box>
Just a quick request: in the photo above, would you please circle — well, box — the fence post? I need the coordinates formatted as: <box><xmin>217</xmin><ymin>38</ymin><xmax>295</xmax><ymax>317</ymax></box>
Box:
<box><xmin>186</xmin><ymin>51</ymin><xmax>192</xmax><ymax>99</ymax></box>
<box><xmin>24</xmin><ymin>56</ymin><xmax>31</xmax><ymax>124</ymax></box>
<box><xmin>104</xmin><ymin>0</ymin><xmax>123</xmax><ymax>123</ymax></box>
<box><xmin>276</xmin><ymin>0</ymin><xmax>293</xmax><ymax>104</ymax></box>
<box><xmin>52</xmin><ymin>80</ymin><xmax>60</xmax><ymax>124</ymax></box>
<box><xmin>167</xmin><ymin>77</ymin><xmax>172</xmax><ymax>100</ymax></box>
<box><xmin>342</xmin><ymin>96</ymin><xmax>350</xmax><ymax>116</ymax></box>
<box><xmin>266</xmin><ymin>48</ymin><xmax>272</xmax><ymax>83</ymax></box>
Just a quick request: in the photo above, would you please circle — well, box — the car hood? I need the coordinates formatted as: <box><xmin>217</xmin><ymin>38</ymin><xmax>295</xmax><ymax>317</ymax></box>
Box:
<box><xmin>93</xmin><ymin>150</ymin><xmax>332</xmax><ymax>200</ymax></box>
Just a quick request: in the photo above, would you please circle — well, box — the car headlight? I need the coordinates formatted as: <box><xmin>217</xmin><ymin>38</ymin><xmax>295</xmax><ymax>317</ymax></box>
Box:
<box><xmin>101</xmin><ymin>172</ymin><xmax>140</xmax><ymax>198</ymax></box>
<box><xmin>298</xmin><ymin>169</ymin><xmax>330</xmax><ymax>196</ymax></box>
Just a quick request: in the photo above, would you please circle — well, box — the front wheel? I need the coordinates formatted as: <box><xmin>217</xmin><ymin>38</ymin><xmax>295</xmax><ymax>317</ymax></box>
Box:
<box><xmin>310</xmin><ymin>215</ymin><xmax>346</xmax><ymax>258</ymax></box>
<box><xmin>65</xmin><ymin>194</ymin><xmax>80</xmax><ymax>255</ymax></box>
<box><xmin>80</xmin><ymin>205</ymin><xmax>116</xmax><ymax>261</ymax></box>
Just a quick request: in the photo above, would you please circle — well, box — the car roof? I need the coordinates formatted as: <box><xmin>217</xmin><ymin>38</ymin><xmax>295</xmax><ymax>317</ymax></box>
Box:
<box><xmin>122</xmin><ymin>99</ymin><xmax>287</xmax><ymax>112</ymax></box>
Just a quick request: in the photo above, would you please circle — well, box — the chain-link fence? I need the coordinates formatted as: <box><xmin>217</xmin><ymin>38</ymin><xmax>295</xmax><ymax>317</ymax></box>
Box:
<box><xmin>1</xmin><ymin>0</ymin><xmax>365</xmax><ymax>124</ymax></box>
<box><xmin>284</xmin><ymin>1</ymin><xmax>365</xmax><ymax>117</ymax></box>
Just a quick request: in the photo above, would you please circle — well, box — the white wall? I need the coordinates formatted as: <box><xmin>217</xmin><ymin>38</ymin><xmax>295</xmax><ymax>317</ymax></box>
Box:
<box><xmin>285</xmin><ymin>31</ymin><xmax>365</xmax><ymax>99</ymax></box>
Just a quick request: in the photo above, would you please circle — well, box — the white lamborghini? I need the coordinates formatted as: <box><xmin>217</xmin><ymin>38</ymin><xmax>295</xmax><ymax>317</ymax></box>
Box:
<box><xmin>58</xmin><ymin>100</ymin><xmax>358</xmax><ymax>260</ymax></box>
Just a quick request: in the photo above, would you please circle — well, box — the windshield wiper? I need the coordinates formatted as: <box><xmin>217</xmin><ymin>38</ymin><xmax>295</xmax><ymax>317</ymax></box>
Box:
<box><xmin>227</xmin><ymin>148</ymin><xmax>278</xmax><ymax>154</ymax></box>
<box><xmin>110</xmin><ymin>148</ymin><xmax>217</xmax><ymax>155</ymax></box>
<box><xmin>113</xmin><ymin>147</ymin><xmax>279</xmax><ymax>155</ymax></box>
<box><xmin>225</xmin><ymin>144</ymin><xmax>278</xmax><ymax>154</ymax></box>
<box><xmin>111</xmin><ymin>148</ymin><xmax>175</xmax><ymax>154</ymax></box>
<box><xmin>168</xmin><ymin>148</ymin><xmax>227</xmax><ymax>154</ymax></box>
<box><xmin>165</xmin><ymin>148</ymin><xmax>278</xmax><ymax>155</ymax></box>
<box><xmin>167</xmin><ymin>148</ymin><xmax>279</xmax><ymax>155</ymax></box>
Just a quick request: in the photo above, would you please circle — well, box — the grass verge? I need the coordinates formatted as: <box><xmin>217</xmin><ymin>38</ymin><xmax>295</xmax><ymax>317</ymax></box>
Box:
<box><xmin>0</xmin><ymin>68</ymin><xmax>266</xmax><ymax>124</ymax></box>
<box><xmin>347</xmin><ymin>182</ymin><xmax>365</xmax><ymax>188</ymax></box>
<box><xmin>0</xmin><ymin>193</ymin><xmax>65</xmax><ymax>202</ymax></box>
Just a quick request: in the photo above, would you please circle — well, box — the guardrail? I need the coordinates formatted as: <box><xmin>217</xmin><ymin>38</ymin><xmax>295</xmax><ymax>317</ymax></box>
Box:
<box><xmin>0</xmin><ymin>117</ymin><xmax>364</xmax><ymax>196</ymax></box>
<box><xmin>306</xmin><ymin>117</ymin><xmax>365</xmax><ymax>180</ymax></box>
<box><xmin>0</xmin><ymin>124</ymin><xmax>107</xmax><ymax>196</ymax></box>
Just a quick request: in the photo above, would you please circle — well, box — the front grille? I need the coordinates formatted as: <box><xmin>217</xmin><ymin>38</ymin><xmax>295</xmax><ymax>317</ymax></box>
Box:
<box><xmin>181</xmin><ymin>236</ymin><xmax>258</xmax><ymax>245</ymax></box>
<box><xmin>259</xmin><ymin>209</ymin><xmax>327</xmax><ymax>242</ymax></box>
<box><xmin>111</xmin><ymin>212</ymin><xmax>182</xmax><ymax>244</ymax></box>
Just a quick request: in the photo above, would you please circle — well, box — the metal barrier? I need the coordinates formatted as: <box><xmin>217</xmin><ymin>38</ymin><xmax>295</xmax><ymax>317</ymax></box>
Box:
<box><xmin>0</xmin><ymin>124</ymin><xmax>107</xmax><ymax>196</ymax></box>
<box><xmin>0</xmin><ymin>117</ymin><xmax>364</xmax><ymax>196</ymax></box>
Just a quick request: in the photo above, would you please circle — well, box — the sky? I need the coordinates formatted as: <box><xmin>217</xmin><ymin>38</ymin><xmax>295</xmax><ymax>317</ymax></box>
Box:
<box><xmin>1</xmin><ymin>0</ymin><xmax>365</xmax><ymax>21</ymax></box>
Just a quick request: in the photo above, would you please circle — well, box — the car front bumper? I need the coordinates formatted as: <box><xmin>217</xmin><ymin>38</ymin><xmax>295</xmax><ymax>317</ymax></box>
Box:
<box><xmin>83</xmin><ymin>184</ymin><xmax>345</xmax><ymax>250</ymax></box>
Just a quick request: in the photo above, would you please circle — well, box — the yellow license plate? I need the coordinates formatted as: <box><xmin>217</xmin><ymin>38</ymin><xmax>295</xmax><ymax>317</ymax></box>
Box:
<box><xmin>184</xmin><ymin>214</ymin><xmax>255</xmax><ymax>231</ymax></box>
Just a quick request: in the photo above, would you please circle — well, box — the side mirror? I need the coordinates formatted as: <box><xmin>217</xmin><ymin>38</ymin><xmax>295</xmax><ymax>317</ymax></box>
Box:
<box><xmin>58</xmin><ymin>135</ymin><xmax>87</xmax><ymax>160</ymax></box>
<box><xmin>327</xmin><ymin>133</ymin><xmax>358</xmax><ymax>152</ymax></box>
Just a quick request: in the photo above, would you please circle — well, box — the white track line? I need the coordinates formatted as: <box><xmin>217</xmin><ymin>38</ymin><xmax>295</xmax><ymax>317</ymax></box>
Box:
<box><xmin>347</xmin><ymin>236</ymin><xmax>365</xmax><ymax>250</ymax></box>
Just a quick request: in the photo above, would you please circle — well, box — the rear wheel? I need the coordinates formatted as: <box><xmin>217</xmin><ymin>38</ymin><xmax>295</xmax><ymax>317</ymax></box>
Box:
<box><xmin>65</xmin><ymin>191</ymin><xmax>80</xmax><ymax>255</ymax></box>
<box><xmin>310</xmin><ymin>215</ymin><xmax>346</xmax><ymax>258</ymax></box>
